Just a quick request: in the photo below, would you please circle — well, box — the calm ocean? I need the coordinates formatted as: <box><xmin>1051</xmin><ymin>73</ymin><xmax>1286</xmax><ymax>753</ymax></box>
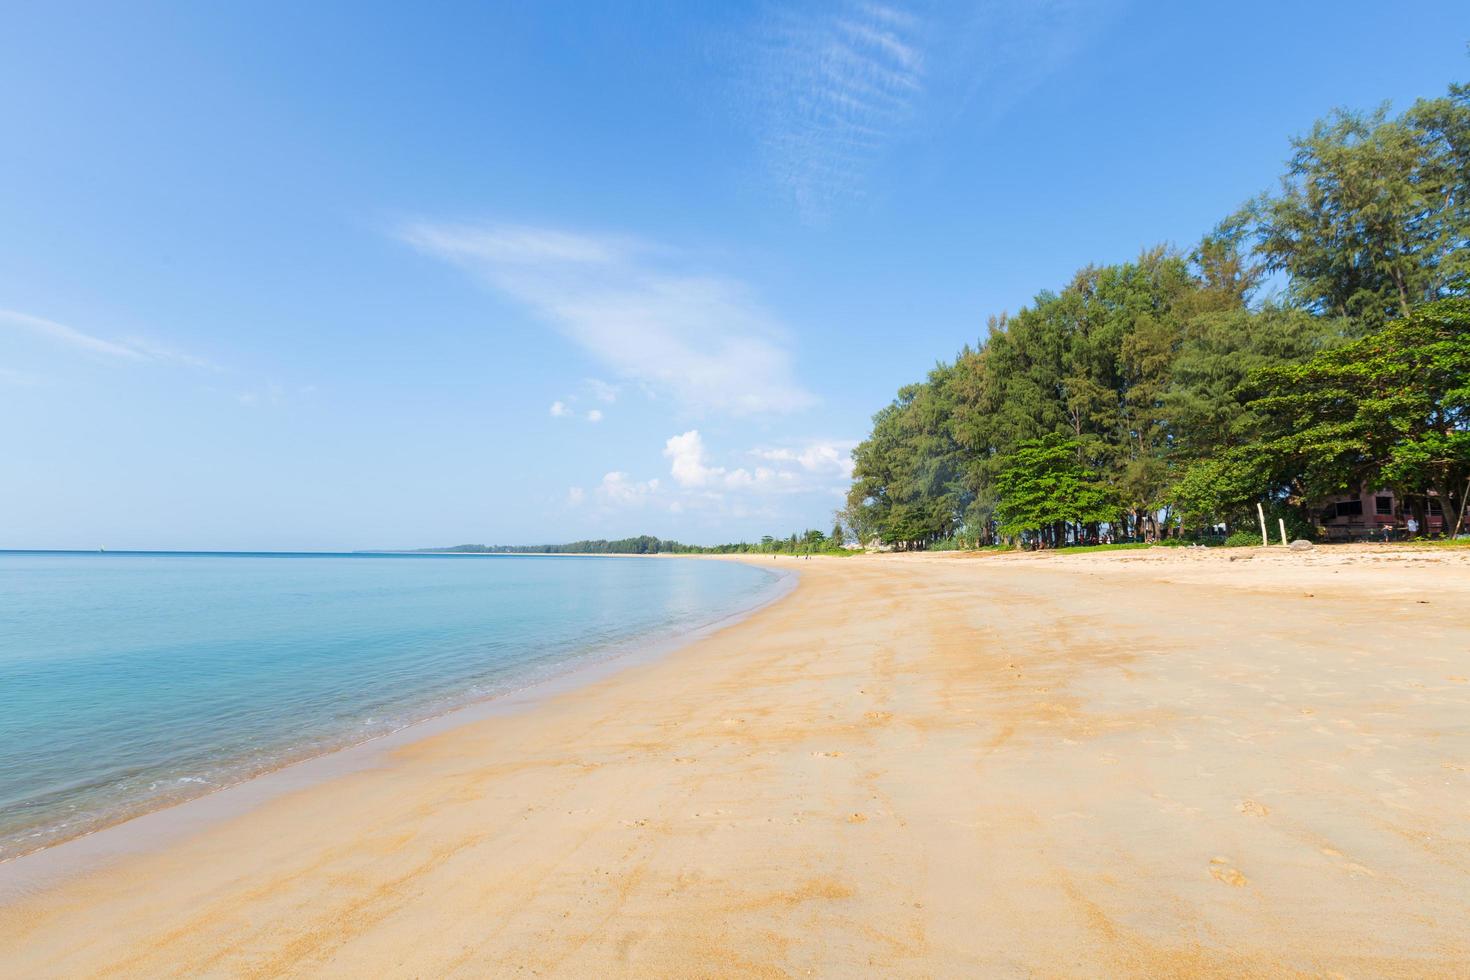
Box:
<box><xmin>0</xmin><ymin>551</ymin><xmax>781</xmax><ymax>859</ymax></box>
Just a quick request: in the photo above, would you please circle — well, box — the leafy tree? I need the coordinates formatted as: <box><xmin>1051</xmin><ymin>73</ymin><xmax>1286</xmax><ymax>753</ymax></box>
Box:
<box><xmin>1163</xmin><ymin>306</ymin><xmax>1333</xmax><ymax>459</ymax></box>
<box><xmin>842</xmin><ymin>75</ymin><xmax>1467</xmax><ymax>549</ymax></box>
<box><xmin>1248</xmin><ymin>83</ymin><xmax>1470</xmax><ymax>331</ymax></box>
<box><xmin>1165</xmin><ymin>455</ymin><xmax>1269</xmax><ymax>533</ymax></box>
<box><xmin>848</xmin><ymin>363</ymin><xmax>967</xmax><ymax>549</ymax></box>
<box><xmin>992</xmin><ymin>435</ymin><xmax>1118</xmax><ymax>543</ymax></box>
<box><xmin>1243</xmin><ymin>298</ymin><xmax>1470</xmax><ymax>525</ymax></box>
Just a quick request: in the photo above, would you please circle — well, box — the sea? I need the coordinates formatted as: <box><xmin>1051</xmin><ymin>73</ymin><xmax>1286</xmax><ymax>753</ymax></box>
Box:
<box><xmin>0</xmin><ymin>550</ymin><xmax>782</xmax><ymax>860</ymax></box>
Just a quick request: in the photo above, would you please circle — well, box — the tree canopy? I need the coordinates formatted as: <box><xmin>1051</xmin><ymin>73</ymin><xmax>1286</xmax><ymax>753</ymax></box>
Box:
<box><xmin>844</xmin><ymin>77</ymin><xmax>1469</xmax><ymax>549</ymax></box>
<box><xmin>992</xmin><ymin>436</ymin><xmax>1118</xmax><ymax>538</ymax></box>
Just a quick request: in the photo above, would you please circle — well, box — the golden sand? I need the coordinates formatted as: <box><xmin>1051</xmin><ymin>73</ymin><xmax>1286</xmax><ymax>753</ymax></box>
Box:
<box><xmin>3</xmin><ymin>547</ymin><xmax>1468</xmax><ymax>976</ymax></box>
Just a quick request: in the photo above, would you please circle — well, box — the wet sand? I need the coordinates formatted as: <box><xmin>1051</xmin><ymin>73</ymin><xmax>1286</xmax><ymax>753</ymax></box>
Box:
<box><xmin>2</xmin><ymin>547</ymin><xmax>1468</xmax><ymax>976</ymax></box>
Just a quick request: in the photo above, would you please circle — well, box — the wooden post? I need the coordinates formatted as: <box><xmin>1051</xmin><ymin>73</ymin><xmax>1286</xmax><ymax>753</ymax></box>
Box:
<box><xmin>1454</xmin><ymin>476</ymin><xmax>1470</xmax><ymax>540</ymax></box>
<box><xmin>1278</xmin><ymin>518</ymin><xmax>1288</xmax><ymax>546</ymax></box>
<box><xmin>1256</xmin><ymin>502</ymin><xmax>1269</xmax><ymax>547</ymax></box>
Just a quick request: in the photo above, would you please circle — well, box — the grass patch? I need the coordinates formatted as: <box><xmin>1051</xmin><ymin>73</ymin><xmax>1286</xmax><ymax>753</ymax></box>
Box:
<box><xmin>1053</xmin><ymin>542</ymin><xmax>1155</xmax><ymax>554</ymax></box>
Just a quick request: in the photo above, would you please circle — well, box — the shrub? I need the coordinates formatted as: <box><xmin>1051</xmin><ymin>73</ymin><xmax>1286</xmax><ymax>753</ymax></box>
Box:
<box><xmin>1224</xmin><ymin>530</ymin><xmax>1261</xmax><ymax>547</ymax></box>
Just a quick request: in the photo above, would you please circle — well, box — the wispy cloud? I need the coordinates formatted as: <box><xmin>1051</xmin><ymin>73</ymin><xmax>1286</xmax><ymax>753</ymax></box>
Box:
<box><xmin>743</xmin><ymin>1</ymin><xmax>927</xmax><ymax>217</ymax></box>
<box><xmin>0</xmin><ymin>308</ymin><xmax>216</xmax><ymax>369</ymax></box>
<box><xmin>115</xmin><ymin>336</ymin><xmax>218</xmax><ymax>371</ymax></box>
<box><xmin>2</xmin><ymin>308</ymin><xmax>147</xmax><ymax>360</ymax></box>
<box><xmin>734</xmin><ymin>1</ymin><xmax>1124</xmax><ymax>216</ymax></box>
<box><xmin>585</xmin><ymin>378</ymin><xmax>619</xmax><ymax>403</ymax></box>
<box><xmin>594</xmin><ymin>471</ymin><xmax>661</xmax><ymax>507</ymax></box>
<box><xmin>402</xmin><ymin>222</ymin><xmax>815</xmax><ymax>416</ymax></box>
<box><xmin>947</xmin><ymin>0</ymin><xmax>1125</xmax><ymax>119</ymax></box>
<box><xmin>550</xmin><ymin>395</ymin><xmax>609</xmax><ymax>423</ymax></box>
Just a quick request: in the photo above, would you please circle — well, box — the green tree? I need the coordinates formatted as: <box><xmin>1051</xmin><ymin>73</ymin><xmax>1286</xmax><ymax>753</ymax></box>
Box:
<box><xmin>992</xmin><ymin>435</ymin><xmax>1119</xmax><ymax>544</ymax></box>
<box><xmin>847</xmin><ymin>363</ymin><xmax>967</xmax><ymax>549</ymax></box>
<box><xmin>1248</xmin><ymin>83</ymin><xmax>1470</xmax><ymax>331</ymax></box>
<box><xmin>1165</xmin><ymin>456</ymin><xmax>1269</xmax><ymax>533</ymax></box>
<box><xmin>1164</xmin><ymin>306</ymin><xmax>1332</xmax><ymax>460</ymax></box>
<box><xmin>1244</xmin><ymin>298</ymin><xmax>1470</xmax><ymax>528</ymax></box>
<box><xmin>841</xmin><ymin>75</ymin><xmax>1468</xmax><ymax>548</ymax></box>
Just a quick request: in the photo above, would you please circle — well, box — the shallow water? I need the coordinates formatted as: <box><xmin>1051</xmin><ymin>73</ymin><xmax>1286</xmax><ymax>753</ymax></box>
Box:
<box><xmin>0</xmin><ymin>551</ymin><xmax>778</xmax><ymax>858</ymax></box>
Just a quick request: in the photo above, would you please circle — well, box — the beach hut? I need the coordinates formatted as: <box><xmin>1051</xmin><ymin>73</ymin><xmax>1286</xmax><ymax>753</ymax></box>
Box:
<box><xmin>1314</xmin><ymin>487</ymin><xmax>1446</xmax><ymax>541</ymax></box>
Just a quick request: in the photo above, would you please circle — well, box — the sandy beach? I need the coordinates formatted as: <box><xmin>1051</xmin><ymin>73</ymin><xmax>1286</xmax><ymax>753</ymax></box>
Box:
<box><xmin>3</xmin><ymin>547</ymin><xmax>1469</xmax><ymax>977</ymax></box>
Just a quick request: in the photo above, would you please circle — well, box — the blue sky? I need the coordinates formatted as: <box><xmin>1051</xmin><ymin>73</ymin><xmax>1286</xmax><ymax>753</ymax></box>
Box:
<box><xmin>3</xmin><ymin>2</ymin><xmax>1467</xmax><ymax>550</ymax></box>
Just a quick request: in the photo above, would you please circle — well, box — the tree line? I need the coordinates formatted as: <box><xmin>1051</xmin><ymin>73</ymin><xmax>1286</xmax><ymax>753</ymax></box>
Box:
<box><xmin>423</xmin><ymin>527</ymin><xmax>851</xmax><ymax>557</ymax></box>
<box><xmin>842</xmin><ymin>79</ymin><xmax>1470</xmax><ymax>549</ymax></box>
<box><xmin>427</xmin><ymin>537</ymin><xmax>686</xmax><ymax>555</ymax></box>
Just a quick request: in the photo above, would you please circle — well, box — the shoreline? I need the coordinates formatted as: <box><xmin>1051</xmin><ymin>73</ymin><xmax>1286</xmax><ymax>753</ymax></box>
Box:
<box><xmin>3</xmin><ymin>547</ymin><xmax>1467</xmax><ymax>975</ymax></box>
<box><xmin>0</xmin><ymin>558</ymin><xmax>795</xmax><ymax>893</ymax></box>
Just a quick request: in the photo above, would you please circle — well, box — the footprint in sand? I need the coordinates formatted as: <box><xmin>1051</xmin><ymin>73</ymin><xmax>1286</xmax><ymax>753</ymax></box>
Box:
<box><xmin>1236</xmin><ymin>799</ymin><xmax>1270</xmax><ymax>817</ymax></box>
<box><xmin>1209</xmin><ymin>857</ymin><xmax>1248</xmax><ymax>887</ymax></box>
<box><xmin>847</xmin><ymin>812</ymin><xmax>868</xmax><ymax>824</ymax></box>
<box><xmin>813</xmin><ymin>750</ymin><xmax>844</xmax><ymax>758</ymax></box>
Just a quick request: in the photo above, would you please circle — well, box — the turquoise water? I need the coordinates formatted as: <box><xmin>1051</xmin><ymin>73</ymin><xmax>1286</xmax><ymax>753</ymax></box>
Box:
<box><xmin>0</xmin><ymin>552</ymin><xmax>779</xmax><ymax>859</ymax></box>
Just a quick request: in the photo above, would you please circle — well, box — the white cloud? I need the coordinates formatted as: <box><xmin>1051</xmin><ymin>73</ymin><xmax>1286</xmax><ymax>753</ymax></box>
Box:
<box><xmin>549</xmin><ymin>400</ymin><xmax>573</xmax><ymax>418</ymax></box>
<box><xmin>401</xmin><ymin>222</ymin><xmax>815</xmax><ymax>416</ymax></box>
<box><xmin>596</xmin><ymin>471</ymin><xmax>661</xmax><ymax>506</ymax></box>
<box><xmin>664</xmin><ymin>428</ymin><xmax>771</xmax><ymax>491</ymax></box>
<box><xmin>586</xmin><ymin>408</ymin><xmax>604</xmax><ymax>423</ymax></box>
<box><xmin>751</xmin><ymin>439</ymin><xmax>856</xmax><ymax>477</ymax></box>
<box><xmin>0</xmin><ymin>308</ymin><xmax>216</xmax><ymax>369</ymax></box>
<box><xmin>742</xmin><ymin>2</ymin><xmax>926</xmax><ymax>217</ymax></box>
<box><xmin>566</xmin><ymin>486</ymin><xmax>586</xmax><ymax>506</ymax></box>
<box><xmin>664</xmin><ymin>429</ymin><xmax>716</xmax><ymax>488</ymax></box>
<box><xmin>580</xmin><ymin>430</ymin><xmax>855</xmax><ymax>528</ymax></box>
<box><xmin>660</xmin><ymin>429</ymin><xmax>849</xmax><ymax>501</ymax></box>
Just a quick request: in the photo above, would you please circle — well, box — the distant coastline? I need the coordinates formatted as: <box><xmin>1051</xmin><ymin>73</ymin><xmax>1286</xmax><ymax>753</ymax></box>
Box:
<box><xmin>415</xmin><ymin>536</ymin><xmax>697</xmax><ymax>555</ymax></box>
<box><xmin>417</xmin><ymin>528</ymin><xmax>855</xmax><ymax>557</ymax></box>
